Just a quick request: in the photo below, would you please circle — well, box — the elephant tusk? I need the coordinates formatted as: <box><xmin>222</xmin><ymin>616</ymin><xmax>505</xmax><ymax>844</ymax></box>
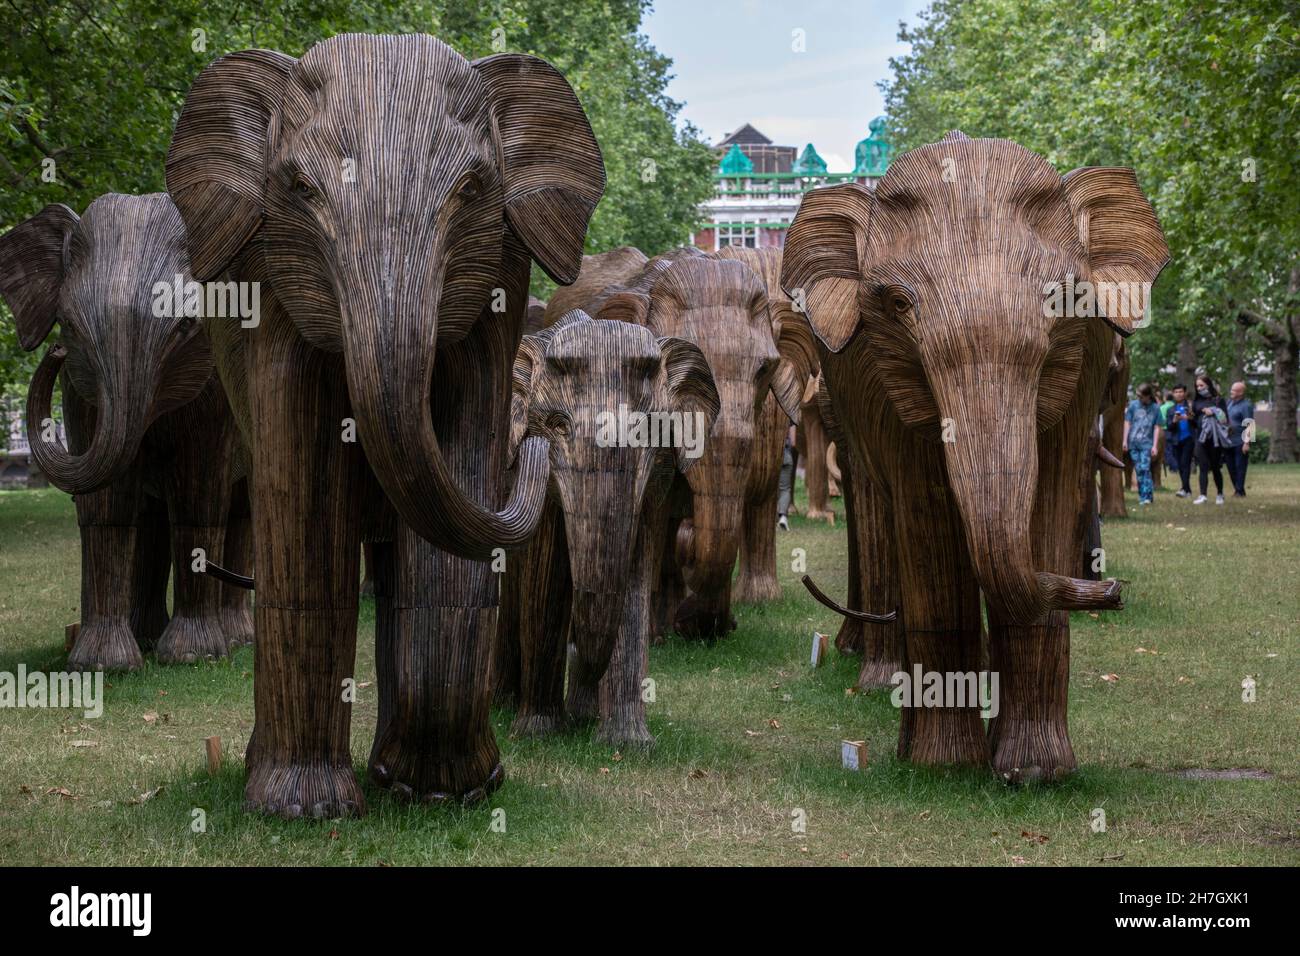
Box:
<box><xmin>202</xmin><ymin>560</ymin><xmax>255</xmax><ymax>591</ymax></box>
<box><xmin>801</xmin><ymin>574</ymin><xmax>897</xmax><ymax>624</ymax></box>
<box><xmin>1096</xmin><ymin>445</ymin><xmax>1125</xmax><ymax>469</ymax></box>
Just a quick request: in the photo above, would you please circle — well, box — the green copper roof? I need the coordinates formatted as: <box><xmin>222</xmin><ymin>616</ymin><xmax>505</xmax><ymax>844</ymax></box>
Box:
<box><xmin>853</xmin><ymin>116</ymin><xmax>892</xmax><ymax>177</ymax></box>
<box><xmin>718</xmin><ymin>143</ymin><xmax>754</xmax><ymax>174</ymax></box>
<box><xmin>793</xmin><ymin>143</ymin><xmax>827</xmax><ymax>175</ymax></box>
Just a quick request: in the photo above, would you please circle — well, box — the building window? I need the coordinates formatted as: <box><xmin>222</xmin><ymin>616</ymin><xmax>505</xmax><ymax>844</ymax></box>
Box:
<box><xmin>716</xmin><ymin>224</ymin><xmax>757</xmax><ymax>250</ymax></box>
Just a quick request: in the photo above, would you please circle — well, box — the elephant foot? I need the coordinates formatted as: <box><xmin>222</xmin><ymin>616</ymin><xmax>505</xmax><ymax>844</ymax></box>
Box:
<box><xmin>67</xmin><ymin>620</ymin><xmax>144</xmax><ymax>672</ymax></box>
<box><xmin>369</xmin><ymin>733</ymin><xmax>504</xmax><ymax>807</ymax></box>
<box><xmin>899</xmin><ymin>706</ymin><xmax>990</xmax><ymax>768</ymax></box>
<box><xmin>510</xmin><ymin>710</ymin><xmax>563</xmax><ymax>738</ymax></box>
<box><xmin>672</xmin><ymin>596</ymin><xmax>737</xmax><ymax>640</ymax></box>
<box><xmin>594</xmin><ymin>713</ymin><xmax>654</xmax><ymax>751</ymax></box>
<box><xmin>991</xmin><ymin>721</ymin><xmax>1077</xmax><ymax>785</ymax></box>
<box><xmin>566</xmin><ymin>682</ymin><xmax>600</xmax><ymax>725</ymax></box>
<box><xmin>835</xmin><ymin>619</ymin><xmax>865</xmax><ymax>656</ymax></box>
<box><xmin>805</xmin><ymin>508</ymin><xmax>836</xmax><ymax>524</ymax></box>
<box><xmin>244</xmin><ymin>760</ymin><xmax>365</xmax><ymax>820</ymax></box>
<box><xmin>858</xmin><ymin>658</ymin><xmax>905</xmax><ymax>691</ymax></box>
<box><xmin>220</xmin><ymin>606</ymin><xmax>255</xmax><ymax>652</ymax></box>
<box><xmin>154</xmin><ymin>614</ymin><xmax>230</xmax><ymax>664</ymax></box>
<box><xmin>733</xmin><ymin>573</ymin><xmax>781</xmax><ymax>605</ymax></box>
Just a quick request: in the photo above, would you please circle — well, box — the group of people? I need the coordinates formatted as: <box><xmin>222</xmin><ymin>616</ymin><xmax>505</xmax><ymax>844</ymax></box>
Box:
<box><xmin>1122</xmin><ymin>376</ymin><xmax>1255</xmax><ymax>505</ymax></box>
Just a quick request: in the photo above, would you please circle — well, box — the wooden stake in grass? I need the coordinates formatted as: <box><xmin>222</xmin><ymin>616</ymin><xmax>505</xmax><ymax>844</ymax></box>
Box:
<box><xmin>204</xmin><ymin>736</ymin><xmax>222</xmax><ymax>776</ymax></box>
<box><xmin>64</xmin><ymin>622</ymin><xmax>80</xmax><ymax>653</ymax></box>
<box><xmin>841</xmin><ymin>740</ymin><xmax>867</xmax><ymax>771</ymax></box>
<box><xmin>810</xmin><ymin>631</ymin><xmax>829</xmax><ymax>667</ymax></box>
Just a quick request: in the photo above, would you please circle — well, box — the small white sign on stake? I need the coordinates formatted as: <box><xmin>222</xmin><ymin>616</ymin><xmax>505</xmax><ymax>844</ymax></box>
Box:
<box><xmin>810</xmin><ymin>631</ymin><xmax>829</xmax><ymax>667</ymax></box>
<box><xmin>841</xmin><ymin>740</ymin><xmax>867</xmax><ymax>771</ymax></box>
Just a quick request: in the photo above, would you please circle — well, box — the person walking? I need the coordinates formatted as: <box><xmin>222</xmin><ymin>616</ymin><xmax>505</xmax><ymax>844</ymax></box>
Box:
<box><xmin>1192</xmin><ymin>375</ymin><xmax>1229</xmax><ymax>505</ymax></box>
<box><xmin>777</xmin><ymin>424</ymin><xmax>796</xmax><ymax>531</ymax></box>
<box><xmin>1122</xmin><ymin>383</ymin><xmax>1161</xmax><ymax>505</ymax></box>
<box><xmin>1159</xmin><ymin>388</ymin><xmax>1176</xmax><ymax>471</ymax></box>
<box><xmin>1165</xmin><ymin>384</ymin><xmax>1196</xmax><ymax>497</ymax></box>
<box><xmin>1224</xmin><ymin>381</ymin><xmax>1254</xmax><ymax>497</ymax></box>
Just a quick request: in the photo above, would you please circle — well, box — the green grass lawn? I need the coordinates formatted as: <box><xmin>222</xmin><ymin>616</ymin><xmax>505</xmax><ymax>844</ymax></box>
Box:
<box><xmin>0</xmin><ymin>467</ymin><xmax>1296</xmax><ymax>866</ymax></box>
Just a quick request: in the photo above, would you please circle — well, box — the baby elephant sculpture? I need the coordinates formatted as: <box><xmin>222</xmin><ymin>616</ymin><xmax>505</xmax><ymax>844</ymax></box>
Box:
<box><xmin>781</xmin><ymin>132</ymin><xmax>1168</xmax><ymax>782</ymax></box>
<box><xmin>495</xmin><ymin>310</ymin><xmax>720</xmax><ymax>746</ymax></box>
<box><xmin>0</xmin><ymin>194</ymin><xmax>251</xmax><ymax>671</ymax></box>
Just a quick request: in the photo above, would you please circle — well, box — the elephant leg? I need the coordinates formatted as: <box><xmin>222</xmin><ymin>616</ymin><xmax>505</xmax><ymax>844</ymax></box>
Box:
<box><xmin>512</xmin><ymin>502</ymin><xmax>572</xmax><ymax>736</ymax></box>
<box><xmin>492</xmin><ymin>527</ymin><xmax>523</xmax><ymax>708</ymax></box>
<box><xmin>70</xmin><ymin>486</ymin><xmax>145</xmax><ymax>672</ymax></box>
<box><xmin>596</xmin><ymin>512</ymin><xmax>659</xmax><ymax>749</ymax></box>
<box><xmin>155</xmin><ymin>479</ymin><xmax>231</xmax><ymax>664</ymax></box>
<box><xmin>802</xmin><ymin>408</ymin><xmax>833</xmax><ymax>522</ymax></box>
<box><xmin>360</xmin><ymin>541</ymin><xmax>376</xmax><ymax>599</ymax></box>
<box><xmin>852</xmin><ymin>465</ymin><xmax>905</xmax><ymax>690</ymax></box>
<box><xmin>833</xmin><ymin>457</ymin><xmax>865</xmax><ymax>656</ymax></box>
<box><xmin>367</xmin><ymin>540</ymin><xmax>397</xmax><ymax>769</ymax></box>
<box><xmin>243</xmin><ymin>322</ymin><xmax>366</xmax><ymax>820</ymax></box>
<box><xmin>651</xmin><ymin>494</ymin><xmax>687</xmax><ymax>643</ymax></box>
<box><xmin>219</xmin><ymin>477</ymin><xmax>254</xmax><ymax>652</ymax></box>
<box><xmin>367</xmin><ymin>524</ymin><xmax>504</xmax><ymax>803</ymax></box>
<box><xmin>893</xmin><ymin>444</ymin><xmax>988</xmax><ymax>767</ymax></box>
<box><xmin>986</xmin><ymin>611</ymin><xmax>1076</xmax><ymax>783</ymax></box>
<box><xmin>129</xmin><ymin>493</ymin><xmax>171</xmax><ymax>652</ymax></box>
<box><xmin>733</xmin><ymin>396</ymin><xmax>784</xmax><ymax>604</ymax></box>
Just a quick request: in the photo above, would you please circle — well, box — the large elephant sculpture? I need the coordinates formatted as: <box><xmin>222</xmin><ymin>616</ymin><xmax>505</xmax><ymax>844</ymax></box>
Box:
<box><xmin>781</xmin><ymin>132</ymin><xmax>1168</xmax><ymax>781</ymax></box>
<box><xmin>494</xmin><ymin>310</ymin><xmax>719</xmax><ymax>746</ymax></box>
<box><xmin>600</xmin><ymin>252</ymin><xmax>812</xmax><ymax>639</ymax></box>
<box><xmin>0</xmin><ymin>193</ymin><xmax>251</xmax><ymax>671</ymax></box>
<box><xmin>164</xmin><ymin>33</ymin><xmax>604</xmax><ymax>816</ymax></box>
<box><xmin>712</xmin><ymin>246</ymin><xmax>818</xmax><ymax>603</ymax></box>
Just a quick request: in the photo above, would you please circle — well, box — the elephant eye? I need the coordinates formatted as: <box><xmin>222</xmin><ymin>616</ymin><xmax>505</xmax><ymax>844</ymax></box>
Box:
<box><xmin>545</xmin><ymin>410</ymin><xmax>572</xmax><ymax>438</ymax></box>
<box><xmin>457</xmin><ymin>173</ymin><xmax>483</xmax><ymax>202</ymax></box>
<box><xmin>292</xmin><ymin>174</ymin><xmax>320</xmax><ymax>203</ymax></box>
<box><xmin>881</xmin><ymin>284</ymin><xmax>915</xmax><ymax>317</ymax></box>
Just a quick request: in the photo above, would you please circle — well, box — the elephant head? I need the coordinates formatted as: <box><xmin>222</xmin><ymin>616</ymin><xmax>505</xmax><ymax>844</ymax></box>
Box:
<box><xmin>625</xmin><ymin>254</ymin><xmax>809</xmax><ymax>631</ymax></box>
<box><xmin>0</xmin><ymin>194</ymin><xmax>213</xmax><ymax>493</ymax></box>
<box><xmin>509</xmin><ymin>309</ymin><xmax>719</xmax><ymax>671</ymax></box>
<box><xmin>165</xmin><ymin>34</ymin><xmax>605</xmax><ymax>559</ymax></box>
<box><xmin>781</xmin><ymin>133</ymin><xmax>1168</xmax><ymax>622</ymax></box>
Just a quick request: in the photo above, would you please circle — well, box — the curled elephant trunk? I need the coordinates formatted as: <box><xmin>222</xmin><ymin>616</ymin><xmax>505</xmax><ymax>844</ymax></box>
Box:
<box><xmin>941</xmin><ymin>369</ymin><xmax>1120</xmax><ymax>622</ymax></box>
<box><xmin>26</xmin><ymin>345</ymin><xmax>145</xmax><ymax>495</ymax></box>
<box><xmin>339</xmin><ymin>280</ymin><xmax>549</xmax><ymax>562</ymax></box>
<box><xmin>676</xmin><ymin>493</ymin><xmax>742</xmax><ymax>597</ymax></box>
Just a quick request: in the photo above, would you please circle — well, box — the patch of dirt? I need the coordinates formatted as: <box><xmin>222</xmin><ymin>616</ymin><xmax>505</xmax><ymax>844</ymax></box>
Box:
<box><xmin>1173</xmin><ymin>768</ymin><xmax>1274</xmax><ymax>781</ymax></box>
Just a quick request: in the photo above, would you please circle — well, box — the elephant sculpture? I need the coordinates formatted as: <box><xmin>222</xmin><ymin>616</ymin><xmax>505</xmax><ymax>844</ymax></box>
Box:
<box><xmin>781</xmin><ymin>132</ymin><xmax>1168</xmax><ymax>781</ymax></box>
<box><xmin>164</xmin><ymin>33</ymin><xmax>604</xmax><ymax>816</ymax></box>
<box><xmin>542</xmin><ymin>246</ymin><xmax>650</xmax><ymax>327</ymax></box>
<box><xmin>0</xmin><ymin>193</ymin><xmax>251</xmax><ymax>671</ymax></box>
<box><xmin>712</xmin><ymin>246</ymin><xmax>818</xmax><ymax>604</ymax></box>
<box><xmin>598</xmin><ymin>251</ymin><xmax>812</xmax><ymax>639</ymax></box>
<box><xmin>494</xmin><ymin>310</ymin><xmax>720</xmax><ymax>746</ymax></box>
<box><xmin>796</xmin><ymin>372</ymin><xmax>836</xmax><ymax>523</ymax></box>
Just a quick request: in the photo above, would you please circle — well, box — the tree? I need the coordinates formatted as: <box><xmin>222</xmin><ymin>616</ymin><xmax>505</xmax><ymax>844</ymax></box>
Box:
<box><xmin>0</xmin><ymin>0</ymin><xmax>713</xmax><ymax>390</ymax></box>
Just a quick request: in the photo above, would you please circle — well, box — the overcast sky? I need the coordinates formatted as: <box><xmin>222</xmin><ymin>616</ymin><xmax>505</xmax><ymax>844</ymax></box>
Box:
<box><xmin>642</xmin><ymin>0</ymin><xmax>931</xmax><ymax>172</ymax></box>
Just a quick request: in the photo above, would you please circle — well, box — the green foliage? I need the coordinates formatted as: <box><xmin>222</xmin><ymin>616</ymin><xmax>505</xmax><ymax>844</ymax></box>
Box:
<box><xmin>0</xmin><ymin>0</ymin><xmax>713</xmax><ymax>383</ymax></box>
<box><xmin>883</xmin><ymin>0</ymin><xmax>1300</xmax><ymax>387</ymax></box>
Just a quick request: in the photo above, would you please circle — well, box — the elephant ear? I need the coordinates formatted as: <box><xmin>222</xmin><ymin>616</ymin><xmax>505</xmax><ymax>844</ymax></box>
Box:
<box><xmin>473</xmin><ymin>54</ymin><xmax>606</xmax><ymax>285</ymax></box>
<box><xmin>1062</xmin><ymin>167</ymin><xmax>1169</xmax><ymax>336</ymax></box>
<box><xmin>0</xmin><ymin>203</ymin><xmax>79</xmax><ymax>350</ymax></box>
<box><xmin>780</xmin><ymin>182</ymin><xmax>873</xmax><ymax>353</ymax></box>
<box><xmin>166</xmin><ymin>49</ymin><xmax>296</xmax><ymax>281</ymax></box>
<box><xmin>769</xmin><ymin>315</ymin><xmax>818</xmax><ymax>425</ymax></box>
<box><xmin>658</xmin><ymin>335</ymin><xmax>720</xmax><ymax>474</ymax></box>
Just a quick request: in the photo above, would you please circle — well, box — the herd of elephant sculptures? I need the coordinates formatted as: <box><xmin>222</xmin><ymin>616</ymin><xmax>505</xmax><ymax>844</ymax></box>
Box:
<box><xmin>0</xmin><ymin>33</ymin><xmax>1168</xmax><ymax>818</ymax></box>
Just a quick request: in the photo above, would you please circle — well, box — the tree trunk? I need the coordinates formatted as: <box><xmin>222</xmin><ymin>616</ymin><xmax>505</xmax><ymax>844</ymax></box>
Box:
<box><xmin>1177</xmin><ymin>336</ymin><xmax>1198</xmax><ymax>391</ymax></box>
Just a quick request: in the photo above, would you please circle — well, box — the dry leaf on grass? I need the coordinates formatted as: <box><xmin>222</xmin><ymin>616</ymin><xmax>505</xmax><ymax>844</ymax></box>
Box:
<box><xmin>1021</xmin><ymin>830</ymin><xmax>1050</xmax><ymax>844</ymax></box>
<box><xmin>46</xmin><ymin>787</ymin><xmax>76</xmax><ymax>800</ymax></box>
<box><xmin>128</xmin><ymin>786</ymin><xmax>163</xmax><ymax>805</ymax></box>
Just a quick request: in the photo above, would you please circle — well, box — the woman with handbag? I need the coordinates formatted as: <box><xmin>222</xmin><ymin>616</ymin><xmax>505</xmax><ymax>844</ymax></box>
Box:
<box><xmin>1192</xmin><ymin>375</ymin><xmax>1230</xmax><ymax>505</ymax></box>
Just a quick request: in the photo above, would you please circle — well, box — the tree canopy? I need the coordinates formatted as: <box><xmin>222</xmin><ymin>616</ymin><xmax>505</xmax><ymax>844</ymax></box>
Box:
<box><xmin>0</xmin><ymin>0</ymin><xmax>715</xmax><ymax>396</ymax></box>
<box><xmin>883</xmin><ymin>0</ymin><xmax>1299</xmax><ymax>458</ymax></box>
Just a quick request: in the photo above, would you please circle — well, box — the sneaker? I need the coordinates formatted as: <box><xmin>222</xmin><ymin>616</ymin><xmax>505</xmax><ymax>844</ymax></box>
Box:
<box><xmin>1175</xmin><ymin>489</ymin><xmax>1190</xmax><ymax>498</ymax></box>
<box><xmin>777</xmin><ymin>515</ymin><xmax>789</xmax><ymax>531</ymax></box>
<box><xmin>1215</xmin><ymin>494</ymin><xmax>1224</xmax><ymax>505</ymax></box>
<box><xmin>1139</xmin><ymin>499</ymin><xmax>1152</xmax><ymax>506</ymax></box>
<box><xmin>1193</xmin><ymin>495</ymin><xmax>1207</xmax><ymax>504</ymax></box>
